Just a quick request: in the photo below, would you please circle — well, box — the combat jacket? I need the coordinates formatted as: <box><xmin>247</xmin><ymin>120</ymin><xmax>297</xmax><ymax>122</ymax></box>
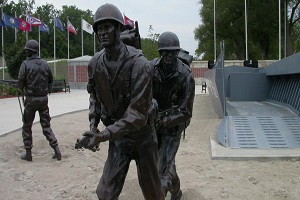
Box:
<box><xmin>88</xmin><ymin>44</ymin><xmax>154</xmax><ymax>141</ymax></box>
<box><xmin>150</xmin><ymin>58</ymin><xmax>195</xmax><ymax>131</ymax></box>
<box><xmin>18</xmin><ymin>55</ymin><xmax>53</xmax><ymax>96</ymax></box>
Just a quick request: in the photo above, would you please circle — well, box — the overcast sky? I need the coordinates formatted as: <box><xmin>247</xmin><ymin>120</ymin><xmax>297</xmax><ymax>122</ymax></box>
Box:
<box><xmin>23</xmin><ymin>0</ymin><xmax>202</xmax><ymax>56</ymax></box>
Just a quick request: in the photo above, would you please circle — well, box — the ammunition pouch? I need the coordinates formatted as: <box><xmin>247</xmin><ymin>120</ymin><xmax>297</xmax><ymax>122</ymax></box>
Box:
<box><xmin>100</xmin><ymin>114</ymin><xmax>116</xmax><ymax>127</ymax></box>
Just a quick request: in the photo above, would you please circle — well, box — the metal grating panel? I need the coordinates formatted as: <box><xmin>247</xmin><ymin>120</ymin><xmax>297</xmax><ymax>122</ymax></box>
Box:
<box><xmin>228</xmin><ymin>116</ymin><xmax>300</xmax><ymax>148</ymax></box>
<box><xmin>269</xmin><ymin>76</ymin><xmax>300</xmax><ymax>114</ymax></box>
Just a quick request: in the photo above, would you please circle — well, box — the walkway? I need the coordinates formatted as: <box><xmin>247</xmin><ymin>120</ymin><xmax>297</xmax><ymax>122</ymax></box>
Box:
<box><xmin>0</xmin><ymin>85</ymin><xmax>206</xmax><ymax>136</ymax></box>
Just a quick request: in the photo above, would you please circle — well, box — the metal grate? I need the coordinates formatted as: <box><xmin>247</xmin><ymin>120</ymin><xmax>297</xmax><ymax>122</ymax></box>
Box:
<box><xmin>228</xmin><ymin>116</ymin><xmax>300</xmax><ymax>148</ymax></box>
<box><xmin>269</xmin><ymin>76</ymin><xmax>300</xmax><ymax>114</ymax></box>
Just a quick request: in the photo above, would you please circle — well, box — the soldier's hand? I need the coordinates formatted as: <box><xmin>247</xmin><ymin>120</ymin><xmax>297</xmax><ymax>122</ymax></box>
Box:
<box><xmin>90</xmin><ymin>128</ymin><xmax>100</xmax><ymax>152</ymax></box>
<box><xmin>87</xmin><ymin>82</ymin><xmax>94</xmax><ymax>94</ymax></box>
<box><xmin>82</xmin><ymin>129</ymin><xmax>111</xmax><ymax>150</ymax></box>
<box><xmin>155</xmin><ymin>113</ymin><xmax>164</xmax><ymax>131</ymax></box>
<box><xmin>155</xmin><ymin>118</ymin><xmax>162</xmax><ymax>130</ymax></box>
<box><xmin>82</xmin><ymin>131</ymin><xmax>100</xmax><ymax>150</ymax></box>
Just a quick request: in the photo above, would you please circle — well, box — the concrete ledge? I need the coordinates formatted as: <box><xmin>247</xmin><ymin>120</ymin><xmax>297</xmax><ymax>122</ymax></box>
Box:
<box><xmin>210</xmin><ymin>135</ymin><xmax>300</xmax><ymax>161</ymax></box>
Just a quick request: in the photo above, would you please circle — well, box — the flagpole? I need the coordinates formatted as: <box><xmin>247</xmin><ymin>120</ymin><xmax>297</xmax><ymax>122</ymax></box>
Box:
<box><xmin>245</xmin><ymin>0</ymin><xmax>248</xmax><ymax>61</ymax></box>
<box><xmin>38</xmin><ymin>14</ymin><xmax>41</xmax><ymax>57</ymax></box>
<box><xmin>54</xmin><ymin>17</ymin><xmax>56</xmax><ymax>76</ymax></box>
<box><xmin>14</xmin><ymin>12</ymin><xmax>17</xmax><ymax>42</ymax></box>
<box><xmin>26</xmin><ymin>10</ymin><xmax>28</xmax><ymax>42</ymax></box>
<box><xmin>94</xmin><ymin>32</ymin><xmax>96</xmax><ymax>54</ymax></box>
<box><xmin>278</xmin><ymin>0</ymin><xmax>281</xmax><ymax>60</ymax></box>
<box><xmin>213</xmin><ymin>0</ymin><xmax>216</xmax><ymax>61</ymax></box>
<box><xmin>1</xmin><ymin>8</ymin><xmax>4</xmax><ymax>80</ymax></box>
<box><xmin>284</xmin><ymin>0</ymin><xmax>286</xmax><ymax>58</ymax></box>
<box><xmin>81</xmin><ymin>15</ymin><xmax>83</xmax><ymax>56</ymax></box>
<box><xmin>67</xmin><ymin>16</ymin><xmax>69</xmax><ymax>59</ymax></box>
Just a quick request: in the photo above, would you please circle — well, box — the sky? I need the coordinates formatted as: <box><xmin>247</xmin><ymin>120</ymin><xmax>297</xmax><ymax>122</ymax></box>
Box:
<box><xmin>24</xmin><ymin>0</ymin><xmax>201</xmax><ymax>57</ymax></box>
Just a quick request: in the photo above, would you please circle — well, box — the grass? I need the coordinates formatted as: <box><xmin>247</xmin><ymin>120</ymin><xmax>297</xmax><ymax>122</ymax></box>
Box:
<box><xmin>48</xmin><ymin>59</ymin><xmax>69</xmax><ymax>82</ymax></box>
<box><xmin>0</xmin><ymin>57</ymin><xmax>69</xmax><ymax>82</ymax></box>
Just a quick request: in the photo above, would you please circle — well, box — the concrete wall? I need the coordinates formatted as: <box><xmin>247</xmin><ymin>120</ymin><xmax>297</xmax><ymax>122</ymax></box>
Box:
<box><xmin>229</xmin><ymin>72</ymin><xmax>271</xmax><ymax>101</ymax></box>
<box><xmin>66</xmin><ymin>59</ymin><xmax>278</xmax><ymax>89</ymax></box>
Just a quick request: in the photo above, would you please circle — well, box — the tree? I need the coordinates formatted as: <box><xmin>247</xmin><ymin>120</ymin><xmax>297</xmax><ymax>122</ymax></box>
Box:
<box><xmin>195</xmin><ymin>0</ymin><xmax>300</xmax><ymax>60</ymax></box>
<box><xmin>286</xmin><ymin>0</ymin><xmax>300</xmax><ymax>56</ymax></box>
<box><xmin>141</xmin><ymin>25</ymin><xmax>160</xmax><ymax>60</ymax></box>
<box><xmin>60</xmin><ymin>5</ymin><xmax>95</xmax><ymax>58</ymax></box>
<box><xmin>4</xmin><ymin>37</ymin><xmax>27</xmax><ymax>79</ymax></box>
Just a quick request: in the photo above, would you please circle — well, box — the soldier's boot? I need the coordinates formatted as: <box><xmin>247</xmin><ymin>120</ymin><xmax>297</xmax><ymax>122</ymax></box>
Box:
<box><xmin>162</xmin><ymin>186</ymin><xmax>168</xmax><ymax>197</ymax></box>
<box><xmin>21</xmin><ymin>149</ymin><xmax>32</xmax><ymax>162</ymax></box>
<box><xmin>170</xmin><ymin>178</ymin><xmax>182</xmax><ymax>200</ymax></box>
<box><xmin>170</xmin><ymin>189</ymin><xmax>182</xmax><ymax>200</ymax></box>
<box><xmin>52</xmin><ymin>145</ymin><xmax>61</xmax><ymax>160</ymax></box>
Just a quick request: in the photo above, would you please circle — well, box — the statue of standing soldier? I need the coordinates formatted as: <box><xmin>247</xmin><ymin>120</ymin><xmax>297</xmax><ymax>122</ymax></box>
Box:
<box><xmin>75</xmin><ymin>3</ymin><xmax>164</xmax><ymax>200</ymax></box>
<box><xmin>150</xmin><ymin>31</ymin><xmax>195</xmax><ymax>199</ymax></box>
<box><xmin>17</xmin><ymin>39</ymin><xmax>61</xmax><ymax>162</ymax></box>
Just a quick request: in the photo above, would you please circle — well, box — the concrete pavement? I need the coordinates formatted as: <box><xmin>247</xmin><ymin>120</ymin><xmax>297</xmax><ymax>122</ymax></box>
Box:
<box><xmin>1</xmin><ymin>85</ymin><xmax>298</xmax><ymax>160</ymax></box>
<box><xmin>0</xmin><ymin>85</ymin><xmax>207</xmax><ymax>136</ymax></box>
<box><xmin>0</xmin><ymin>89</ymin><xmax>90</xmax><ymax>136</ymax></box>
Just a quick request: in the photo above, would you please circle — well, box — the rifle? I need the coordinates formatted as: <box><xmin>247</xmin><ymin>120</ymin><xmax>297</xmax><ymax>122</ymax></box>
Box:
<box><xmin>157</xmin><ymin>105</ymin><xmax>180</xmax><ymax>120</ymax></box>
<box><xmin>156</xmin><ymin>105</ymin><xmax>187</xmax><ymax>140</ymax></box>
<box><xmin>155</xmin><ymin>105</ymin><xmax>180</xmax><ymax>130</ymax></box>
<box><xmin>75</xmin><ymin>131</ymin><xmax>100</xmax><ymax>152</ymax></box>
<box><xmin>17</xmin><ymin>89</ymin><xmax>25</xmax><ymax>119</ymax></box>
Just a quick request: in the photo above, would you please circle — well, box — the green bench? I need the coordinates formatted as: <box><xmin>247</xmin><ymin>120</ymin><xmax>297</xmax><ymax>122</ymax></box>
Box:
<box><xmin>51</xmin><ymin>79</ymin><xmax>70</xmax><ymax>93</ymax></box>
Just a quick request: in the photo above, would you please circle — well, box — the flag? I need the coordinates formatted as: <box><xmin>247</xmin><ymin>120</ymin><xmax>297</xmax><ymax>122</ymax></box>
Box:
<box><xmin>27</xmin><ymin>15</ymin><xmax>42</xmax><ymax>26</ymax></box>
<box><xmin>124</xmin><ymin>15</ymin><xmax>135</xmax><ymax>29</ymax></box>
<box><xmin>18</xmin><ymin>18</ymin><xmax>30</xmax><ymax>31</ymax></box>
<box><xmin>67</xmin><ymin>20</ymin><xmax>77</xmax><ymax>35</ymax></box>
<box><xmin>3</xmin><ymin>13</ymin><xmax>20</xmax><ymax>28</ymax></box>
<box><xmin>39</xmin><ymin>22</ymin><xmax>50</xmax><ymax>33</ymax></box>
<box><xmin>0</xmin><ymin>19</ymin><xmax>5</xmax><ymax>27</ymax></box>
<box><xmin>55</xmin><ymin>17</ymin><xmax>64</xmax><ymax>31</ymax></box>
<box><xmin>82</xmin><ymin>18</ymin><xmax>93</xmax><ymax>34</ymax></box>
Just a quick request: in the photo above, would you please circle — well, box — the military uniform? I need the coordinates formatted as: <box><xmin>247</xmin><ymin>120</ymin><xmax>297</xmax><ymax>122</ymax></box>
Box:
<box><xmin>88</xmin><ymin>44</ymin><xmax>163</xmax><ymax>200</ymax></box>
<box><xmin>84</xmin><ymin>3</ymin><xmax>164</xmax><ymax>200</ymax></box>
<box><xmin>18</xmin><ymin>40</ymin><xmax>61</xmax><ymax>161</ymax></box>
<box><xmin>151</xmin><ymin>31</ymin><xmax>195</xmax><ymax>199</ymax></box>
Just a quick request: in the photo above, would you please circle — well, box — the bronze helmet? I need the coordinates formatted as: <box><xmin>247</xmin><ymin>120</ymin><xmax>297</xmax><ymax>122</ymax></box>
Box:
<box><xmin>24</xmin><ymin>39</ymin><xmax>39</xmax><ymax>52</ymax></box>
<box><xmin>158</xmin><ymin>31</ymin><xmax>180</xmax><ymax>51</ymax></box>
<box><xmin>93</xmin><ymin>3</ymin><xmax>124</xmax><ymax>32</ymax></box>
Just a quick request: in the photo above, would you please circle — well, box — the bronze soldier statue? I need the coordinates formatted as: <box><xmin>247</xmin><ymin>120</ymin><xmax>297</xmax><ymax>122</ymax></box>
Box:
<box><xmin>17</xmin><ymin>39</ymin><xmax>61</xmax><ymax>162</ymax></box>
<box><xmin>150</xmin><ymin>31</ymin><xmax>195</xmax><ymax>199</ymax></box>
<box><xmin>76</xmin><ymin>3</ymin><xmax>164</xmax><ymax>200</ymax></box>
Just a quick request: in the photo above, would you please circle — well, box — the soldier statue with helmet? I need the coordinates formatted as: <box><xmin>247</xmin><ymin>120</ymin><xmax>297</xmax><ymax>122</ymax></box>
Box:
<box><xmin>150</xmin><ymin>31</ymin><xmax>195</xmax><ymax>199</ymax></box>
<box><xmin>17</xmin><ymin>39</ymin><xmax>61</xmax><ymax>162</ymax></box>
<box><xmin>75</xmin><ymin>3</ymin><xmax>164</xmax><ymax>199</ymax></box>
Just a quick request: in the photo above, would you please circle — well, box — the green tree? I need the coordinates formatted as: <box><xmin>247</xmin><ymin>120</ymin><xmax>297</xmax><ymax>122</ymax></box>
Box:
<box><xmin>286</xmin><ymin>0</ymin><xmax>300</xmax><ymax>56</ymax></box>
<box><xmin>141</xmin><ymin>25</ymin><xmax>160</xmax><ymax>61</ymax></box>
<box><xmin>194</xmin><ymin>0</ymin><xmax>300</xmax><ymax>60</ymax></box>
<box><xmin>4</xmin><ymin>37</ymin><xmax>26</xmax><ymax>79</ymax></box>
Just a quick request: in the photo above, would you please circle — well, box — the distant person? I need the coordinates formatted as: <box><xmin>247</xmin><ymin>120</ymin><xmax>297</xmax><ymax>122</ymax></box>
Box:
<box><xmin>150</xmin><ymin>31</ymin><xmax>195</xmax><ymax>199</ymax></box>
<box><xmin>75</xmin><ymin>3</ymin><xmax>164</xmax><ymax>200</ymax></box>
<box><xmin>17</xmin><ymin>39</ymin><xmax>61</xmax><ymax>162</ymax></box>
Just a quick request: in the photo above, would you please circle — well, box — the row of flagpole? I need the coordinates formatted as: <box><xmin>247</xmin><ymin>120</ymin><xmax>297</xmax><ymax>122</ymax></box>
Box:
<box><xmin>213</xmin><ymin>0</ymin><xmax>287</xmax><ymax>62</ymax></box>
<box><xmin>1</xmin><ymin>11</ymin><xmax>95</xmax><ymax>78</ymax></box>
<box><xmin>1</xmin><ymin>6</ymin><xmax>135</xmax><ymax>80</ymax></box>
